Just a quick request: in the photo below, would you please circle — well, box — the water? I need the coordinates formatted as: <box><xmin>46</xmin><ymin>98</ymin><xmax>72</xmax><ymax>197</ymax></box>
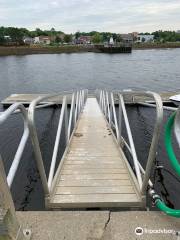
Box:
<box><xmin>0</xmin><ymin>49</ymin><xmax>180</xmax><ymax>210</ymax></box>
<box><xmin>0</xmin><ymin>49</ymin><xmax>180</xmax><ymax>100</ymax></box>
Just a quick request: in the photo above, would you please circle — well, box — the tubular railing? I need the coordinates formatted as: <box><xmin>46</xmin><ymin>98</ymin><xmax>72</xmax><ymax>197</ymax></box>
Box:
<box><xmin>0</xmin><ymin>89</ymin><xmax>162</xmax><ymax>199</ymax></box>
<box><xmin>0</xmin><ymin>89</ymin><xmax>88</xmax><ymax>197</ymax></box>
<box><xmin>28</xmin><ymin>90</ymin><xmax>88</xmax><ymax>195</ymax></box>
<box><xmin>97</xmin><ymin>90</ymin><xmax>163</xmax><ymax>194</ymax></box>
<box><xmin>0</xmin><ymin>103</ymin><xmax>29</xmax><ymax>188</ymax></box>
<box><xmin>0</xmin><ymin>102</ymin><xmax>61</xmax><ymax>189</ymax></box>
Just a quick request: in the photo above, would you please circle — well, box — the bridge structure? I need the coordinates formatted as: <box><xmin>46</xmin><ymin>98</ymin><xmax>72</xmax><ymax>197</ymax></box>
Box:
<box><xmin>0</xmin><ymin>89</ymin><xmax>164</xmax><ymax>239</ymax></box>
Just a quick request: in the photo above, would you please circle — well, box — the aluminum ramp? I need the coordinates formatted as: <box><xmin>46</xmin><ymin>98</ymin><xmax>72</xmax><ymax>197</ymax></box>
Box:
<box><xmin>47</xmin><ymin>98</ymin><xmax>144</xmax><ymax>209</ymax></box>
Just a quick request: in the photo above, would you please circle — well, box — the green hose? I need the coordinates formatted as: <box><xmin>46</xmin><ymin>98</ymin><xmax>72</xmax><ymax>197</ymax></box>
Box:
<box><xmin>156</xmin><ymin>199</ymin><xmax>180</xmax><ymax>218</ymax></box>
<box><xmin>165</xmin><ymin>112</ymin><xmax>180</xmax><ymax>176</ymax></box>
<box><xmin>155</xmin><ymin>112</ymin><xmax>180</xmax><ymax>217</ymax></box>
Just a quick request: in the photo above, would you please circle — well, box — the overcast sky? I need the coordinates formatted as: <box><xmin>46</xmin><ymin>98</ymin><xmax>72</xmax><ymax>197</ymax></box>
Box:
<box><xmin>0</xmin><ymin>0</ymin><xmax>180</xmax><ymax>33</ymax></box>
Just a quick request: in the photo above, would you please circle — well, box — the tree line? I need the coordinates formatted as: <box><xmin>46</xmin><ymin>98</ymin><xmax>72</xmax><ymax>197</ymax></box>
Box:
<box><xmin>0</xmin><ymin>26</ymin><xmax>180</xmax><ymax>45</ymax></box>
<box><xmin>0</xmin><ymin>27</ymin><xmax>122</xmax><ymax>45</ymax></box>
<box><xmin>0</xmin><ymin>27</ymin><xmax>65</xmax><ymax>45</ymax></box>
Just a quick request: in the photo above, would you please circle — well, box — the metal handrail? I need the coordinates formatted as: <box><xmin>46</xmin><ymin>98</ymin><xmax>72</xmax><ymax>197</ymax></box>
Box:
<box><xmin>111</xmin><ymin>93</ymin><xmax>120</xmax><ymax>142</ymax></box>
<box><xmin>28</xmin><ymin>90</ymin><xmax>88</xmax><ymax>195</ymax></box>
<box><xmin>48</xmin><ymin>96</ymin><xmax>67</xmax><ymax>188</ymax></box>
<box><xmin>0</xmin><ymin>103</ymin><xmax>29</xmax><ymax>188</ymax></box>
<box><xmin>119</xmin><ymin>94</ymin><xmax>142</xmax><ymax>188</ymax></box>
<box><xmin>97</xmin><ymin>90</ymin><xmax>163</xmax><ymax>194</ymax></box>
<box><xmin>0</xmin><ymin>92</ymin><xmax>77</xmax><ymax>189</ymax></box>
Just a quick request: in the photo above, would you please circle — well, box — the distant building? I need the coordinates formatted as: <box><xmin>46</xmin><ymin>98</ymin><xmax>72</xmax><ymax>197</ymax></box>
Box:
<box><xmin>58</xmin><ymin>33</ymin><xmax>65</xmax><ymax>41</ymax></box>
<box><xmin>4</xmin><ymin>35</ymin><xmax>11</xmax><ymax>40</ymax></box>
<box><xmin>177</xmin><ymin>30</ymin><xmax>180</xmax><ymax>33</ymax></box>
<box><xmin>131</xmin><ymin>32</ymin><xmax>139</xmax><ymax>38</ymax></box>
<box><xmin>136</xmin><ymin>35</ymin><xmax>154</xmax><ymax>43</ymax></box>
<box><xmin>23</xmin><ymin>37</ymin><xmax>34</xmax><ymax>44</ymax></box>
<box><xmin>76</xmin><ymin>36</ymin><xmax>91</xmax><ymax>44</ymax></box>
<box><xmin>34</xmin><ymin>36</ymin><xmax>51</xmax><ymax>44</ymax></box>
<box><xmin>120</xmin><ymin>34</ymin><xmax>133</xmax><ymax>43</ymax></box>
<box><xmin>130</xmin><ymin>32</ymin><xmax>139</xmax><ymax>41</ymax></box>
<box><xmin>109</xmin><ymin>37</ymin><xmax>114</xmax><ymax>45</ymax></box>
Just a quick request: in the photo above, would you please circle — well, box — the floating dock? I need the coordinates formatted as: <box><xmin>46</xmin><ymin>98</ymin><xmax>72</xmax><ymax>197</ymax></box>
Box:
<box><xmin>2</xmin><ymin>91</ymin><xmax>179</xmax><ymax>107</ymax></box>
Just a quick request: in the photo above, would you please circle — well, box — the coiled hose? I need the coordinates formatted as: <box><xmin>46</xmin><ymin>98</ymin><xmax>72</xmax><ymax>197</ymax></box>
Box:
<box><xmin>153</xmin><ymin>112</ymin><xmax>180</xmax><ymax>217</ymax></box>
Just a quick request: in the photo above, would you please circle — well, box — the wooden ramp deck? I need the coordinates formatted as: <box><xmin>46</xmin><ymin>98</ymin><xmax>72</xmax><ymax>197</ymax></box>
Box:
<box><xmin>47</xmin><ymin>98</ymin><xmax>144</xmax><ymax>209</ymax></box>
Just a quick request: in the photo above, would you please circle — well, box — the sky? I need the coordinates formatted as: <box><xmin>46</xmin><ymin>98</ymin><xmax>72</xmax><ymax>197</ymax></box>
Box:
<box><xmin>0</xmin><ymin>0</ymin><xmax>180</xmax><ymax>33</ymax></box>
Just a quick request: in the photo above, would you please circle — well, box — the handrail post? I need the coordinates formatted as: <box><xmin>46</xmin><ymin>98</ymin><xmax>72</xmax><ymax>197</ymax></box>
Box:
<box><xmin>106</xmin><ymin>91</ymin><xmax>110</xmax><ymax>123</ymax></box>
<box><xmin>75</xmin><ymin>91</ymin><xmax>79</xmax><ymax>122</ymax></box>
<box><xmin>141</xmin><ymin>92</ymin><xmax>163</xmax><ymax>195</ymax></box>
<box><xmin>48</xmin><ymin>97</ymin><xmax>67</xmax><ymax>189</ymax></box>
<box><xmin>110</xmin><ymin>95</ymin><xmax>113</xmax><ymax>127</ymax></box>
<box><xmin>64</xmin><ymin>97</ymin><xmax>68</xmax><ymax>144</ymax></box>
<box><xmin>102</xmin><ymin>91</ymin><xmax>105</xmax><ymax>114</ymax></box>
<box><xmin>119</xmin><ymin>94</ymin><xmax>142</xmax><ymax>189</ymax></box>
<box><xmin>68</xmin><ymin>93</ymin><xmax>75</xmax><ymax>141</ymax></box>
<box><xmin>118</xmin><ymin>94</ymin><xmax>122</xmax><ymax>142</ymax></box>
<box><xmin>99</xmin><ymin>90</ymin><xmax>102</xmax><ymax>108</ymax></box>
<box><xmin>28</xmin><ymin>102</ymin><xmax>49</xmax><ymax>196</ymax></box>
<box><xmin>78</xmin><ymin>91</ymin><xmax>82</xmax><ymax>115</ymax></box>
<box><xmin>111</xmin><ymin>93</ymin><xmax>120</xmax><ymax>142</ymax></box>
<box><xmin>73</xmin><ymin>92</ymin><xmax>77</xmax><ymax>126</ymax></box>
<box><xmin>103</xmin><ymin>91</ymin><xmax>107</xmax><ymax>117</ymax></box>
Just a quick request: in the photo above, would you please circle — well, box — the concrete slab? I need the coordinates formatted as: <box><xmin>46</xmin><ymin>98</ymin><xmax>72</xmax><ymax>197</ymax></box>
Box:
<box><xmin>17</xmin><ymin>211</ymin><xmax>180</xmax><ymax>240</ymax></box>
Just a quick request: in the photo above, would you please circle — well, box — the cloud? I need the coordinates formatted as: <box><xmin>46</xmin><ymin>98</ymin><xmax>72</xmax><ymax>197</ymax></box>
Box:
<box><xmin>0</xmin><ymin>0</ymin><xmax>179</xmax><ymax>33</ymax></box>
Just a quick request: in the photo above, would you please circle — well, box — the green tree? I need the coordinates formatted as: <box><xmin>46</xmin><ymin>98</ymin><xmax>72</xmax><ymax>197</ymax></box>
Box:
<box><xmin>0</xmin><ymin>35</ymin><xmax>5</xmax><ymax>45</ymax></box>
<box><xmin>75</xmin><ymin>31</ymin><xmax>81</xmax><ymax>39</ymax></box>
<box><xmin>5</xmin><ymin>27</ymin><xmax>23</xmax><ymax>45</ymax></box>
<box><xmin>92</xmin><ymin>33</ymin><xmax>103</xmax><ymax>44</ymax></box>
<box><xmin>55</xmin><ymin>36</ymin><xmax>62</xmax><ymax>43</ymax></box>
<box><xmin>152</xmin><ymin>30</ymin><xmax>180</xmax><ymax>42</ymax></box>
<box><xmin>64</xmin><ymin>34</ymin><xmax>72</xmax><ymax>43</ymax></box>
<box><xmin>116</xmin><ymin>34</ymin><xmax>122</xmax><ymax>43</ymax></box>
<box><xmin>35</xmin><ymin>28</ymin><xmax>47</xmax><ymax>36</ymax></box>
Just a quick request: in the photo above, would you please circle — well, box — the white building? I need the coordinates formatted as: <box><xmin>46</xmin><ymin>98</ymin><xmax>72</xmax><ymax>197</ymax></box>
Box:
<box><xmin>4</xmin><ymin>36</ymin><xmax>11</xmax><ymax>40</ymax></box>
<box><xmin>34</xmin><ymin>36</ymin><xmax>51</xmax><ymax>44</ymax></box>
<box><xmin>109</xmin><ymin>37</ymin><xmax>114</xmax><ymax>45</ymax></box>
<box><xmin>23</xmin><ymin>37</ymin><xmax>34</xmax><ymax>44</ymax></box>
<box><xmin>136</xmin><ymin>35</ymin><xmax>154</xmax><ymax>43</ymax></box>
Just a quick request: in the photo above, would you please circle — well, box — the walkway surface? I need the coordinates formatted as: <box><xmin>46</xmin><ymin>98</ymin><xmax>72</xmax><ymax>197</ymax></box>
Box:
<box><xmin>48</xmin><ymin>98</ymin><xmax>142</xmax><ymax>209</ymax></box>
<box><xmin>17</xmin><ymin>211</ymin><xmax>180</xmax><ymax>240</ymax></box>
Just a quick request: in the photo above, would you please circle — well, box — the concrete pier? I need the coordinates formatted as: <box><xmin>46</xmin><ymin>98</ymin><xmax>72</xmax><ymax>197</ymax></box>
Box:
<box><xmin>17</xmin><ymin>211</ymin><xmax>180</xmax><ymax>240</ymax></box>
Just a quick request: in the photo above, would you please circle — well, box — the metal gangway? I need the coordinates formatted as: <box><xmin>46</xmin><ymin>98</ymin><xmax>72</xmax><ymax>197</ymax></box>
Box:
<box><xmin>0</xmin><ymin>89</ymin><xmax>163</xmax><ymax>210</ymax></box>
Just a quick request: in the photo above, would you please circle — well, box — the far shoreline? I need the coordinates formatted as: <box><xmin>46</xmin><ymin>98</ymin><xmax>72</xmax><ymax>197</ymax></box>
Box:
<box><xmin>0</xmin><ymin>43</ymin><xmax>180</xmax><ymax>56</ymax></box>
<box><xmin>133</xmin><ymin>42</ymin><xmax>180</xmax><ymax>50</ymax></box>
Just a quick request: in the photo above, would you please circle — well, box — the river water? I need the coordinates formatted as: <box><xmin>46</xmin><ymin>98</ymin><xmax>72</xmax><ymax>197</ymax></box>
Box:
<box><xmin>0</xmin><ymin>49</ymin><xmax>180</xmax><ymax>210</ymax></box>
